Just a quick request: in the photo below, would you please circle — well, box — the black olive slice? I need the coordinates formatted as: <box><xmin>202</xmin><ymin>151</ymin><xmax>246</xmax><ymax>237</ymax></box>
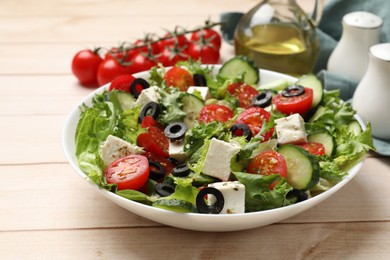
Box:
<box><xmin>287</xmin><ymin>189</ymin><xmax>309</xmax><ymax>203</ymax></box>
<box><xmin>196</xmin><ymin>187</ymin><xmax>224</xmax><ymax>214</ymax></box>
<box><xmin>155</xmin><ymin>183</ymin><xmax>175</xmax><ymax>197</ymax></box>
<box><xmin>171</xmin><ymin>163</ymin><xmax>191</xmax><ymax>177</ymax></box>
<box><xmin>130</xmin><ymin>78</ymin><xmax>150</xmax><ymax>98</ymax></box>
<box><xmin>164</xmin><ymin>122</ymin><xmax>187</xmax><ymax>141</ymax></box>
<box><xmin>282</xmin><ymin>84</ymin><xmax>305</xmax><ymax>97</ymax></box>
<box><xmin>251</xmin><ymin>90</ymin><xmax>273</xmax><ymax>108</ymax></box>
<box><xmin>193</xmin><ymin>73</ymin><xmax>207</xmax><ymax>86</ymax></box>
<box><xmin>230</xmin><ymin>123</ymin><xmax>252</xmax><ymax>141</ymax></box>
<box><xmin>138</xmin><ymin>101</ymin><xmax>160</xmax><ymax>123</ymax></box>
<box><xmin>148</xmin><ymin>159</ymin><xmax>166</xmax><ymax>181</ymax></box>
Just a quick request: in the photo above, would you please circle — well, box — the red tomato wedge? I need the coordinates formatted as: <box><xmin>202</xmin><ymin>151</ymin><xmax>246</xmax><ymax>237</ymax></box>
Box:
<box><xmin>163</xmin><ymin>66</ymin><xmax>194</xmax><ymax>91</ymax></box>
<box><xmin>297</xmin><ymin>142</ymin><xmax>326</xmax><ymax>156</ymax></box>
<box><xmin>198</xmin><ymin>104</ymin><xmax>234</xmax><ymax>124</ymax></box>
<box><xmin>227</xmin><ymin>82</ymin><xmax>259</xmax><ymax>108</ymax></box>
<box><xmin>273</xmin><ymin>87</ymin><xmax>313</xmax><ymax>115</ymax></box>
<box><xmin>104</xmin><ymin>155</ymin><xmax>150</xmax><ymax>190</ymax></box>
<box><xmin>108</xmin><ymin>74</ymin><xmax>136</xmax><ymax>92</ymax></box>
<box><xmin>246</xmin><ymin>150</ymin><xmax>287</xmax><ymax>190</ymax></box>
<box><xmin>137</xmin><ymin>117</ymin><xmax>169</xmax><ymax>158</ymax></box>
<box><xmin>235</xmin><ymin>107</ymin><xmax>273</xmax><ymax>141</ymax></box>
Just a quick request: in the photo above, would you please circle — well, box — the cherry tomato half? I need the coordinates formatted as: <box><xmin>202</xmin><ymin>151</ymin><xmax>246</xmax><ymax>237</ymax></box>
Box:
<box><xmin>273</xmin><ymin>87</ymin><xmax>313</xmax><ymax>115</ymax></box>
<box><xmin>235</xmin><ymin>107</ymin><xmax>273</xmax><ymax>141</ymax></box>
<box><xmin>137</xmin><ymin>117</ymin><xmax>169</xmax><ymax>158</ymax></box>
<box><xmin>163</xmin><ymin>66</ymin><xmax>194</xmax><ymax>91</ymax></box>
<box><xmin>297</xmin><ymin>142</ymin><xmax>326</xmax><ymax>156</ymax></box>
<box><xmin>198</xmin><ymin>104</ymin><xmax>234</xmax><ymax>124</ymax></box>
<box><xmin>246</xmin><ymin>150</ymin><xmax>287</xmax><ymax>189</ymax></box>
<box><xmin>104</xmin><ymin>154</ymin><xmax>150</xmax><ymax>190</ymax></box>
<box><xmin>227</xmin><ymin>82</ymin><xmax>259</xmax><ymax>108</ymax></box>
<box><xmin>108</xmin><ymin>74</ymin><xmax>136</xmax><ymax>92</ymax></box>
<box><xmin>71</xmin><ymin>49</ymin><xmax>103</xmax><ymax>87</ymax></box>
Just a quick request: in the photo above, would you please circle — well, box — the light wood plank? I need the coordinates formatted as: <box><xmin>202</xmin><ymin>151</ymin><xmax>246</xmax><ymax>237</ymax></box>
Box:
<box><xmin>1</xmin><ymin>222</ymin><xmax>389</xmax><ymax>259</ymax></box>
<box><xmin>1</xmin><ymin>158</ymin><xmax>389</xmax><ymax>231</ymax></box>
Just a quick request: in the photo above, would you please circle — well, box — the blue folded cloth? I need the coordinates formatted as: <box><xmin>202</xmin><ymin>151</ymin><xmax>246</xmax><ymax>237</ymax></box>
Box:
<box><xmin>314</xmin><ymin>0</ymin><xmax>390</xmax><ymax>100</ymax></box>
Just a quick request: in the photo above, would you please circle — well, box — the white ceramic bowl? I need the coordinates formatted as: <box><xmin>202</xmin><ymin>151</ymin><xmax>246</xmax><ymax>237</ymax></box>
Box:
<box><xmin>62</xmin><ymin>66</ymin><xmax>365</xmax><ymax>232</ymax></box>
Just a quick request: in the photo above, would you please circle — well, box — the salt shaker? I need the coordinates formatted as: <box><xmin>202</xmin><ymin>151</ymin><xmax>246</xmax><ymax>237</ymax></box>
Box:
<box><xmin>327</xmin><ymin>11</ymin><xmax>382</xmax><ymax>82</ymax></box>
<box><xmin>352</xmin><ymin>43</ymin><xmax>390</xmax><ymax>140</ymax></box>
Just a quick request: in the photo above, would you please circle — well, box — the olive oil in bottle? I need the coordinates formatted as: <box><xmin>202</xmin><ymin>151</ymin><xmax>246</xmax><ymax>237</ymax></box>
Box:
<box><xmin>234</xmin><ymin>23</ymin><xmax>319</xmax><ymax>76</ymax></box>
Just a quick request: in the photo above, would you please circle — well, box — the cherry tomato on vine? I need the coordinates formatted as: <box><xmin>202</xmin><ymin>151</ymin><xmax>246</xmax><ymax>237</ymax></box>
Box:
<box><xmin>273</xmin><ymin>87</ymin><xmax>314</xmax><ymax>115</ymax></box>
<box><xmin>71</xmin><ymin>49</ymin><xmax>103</xmax><ymax>87</ymax></box>
<box><xmin>163</xmin><ymin>66</ymin><xmax>194</xmax><ymax>91</ymax></box>
<box><xmin>104</xmin><ymin>154</ymin><xmax>150</xmax><ymax>190</ymax></box>
<box><xmin>198</xmin><ymin>104</ymin><xmax>234</xmax><ymax>124</ymax></box>
<box><xmin>158</xmin><ymin>47</ymin><xmax>189</xmax><ymax>67</ymax></box>
<box><xmin>246</xmin><ymin>150</ymin><xmax>287</xmax><ymax>190</ymax></box>
<box><xmin>227</xmin><ymin>82</ymin><xmax>259</xmax><ymax>108</ymax></box>
<box><xmin>235</xmin><ymin>107</ymin><xmax>273</xmax><ymax>141</ymax></box>
<box><xmin>187</xmin><ymin>41</ymin><xmax>220</xmax><ymax>64</ymax></box>
<box><xmin>97</xmin><ymin>58</ymin><xmax>133</xmax><ymax>86</ymax></box>
<box><xmin>190</xmin><ymin>28</ymin><xmax>222</xmax><ymax>50</ymax></box>
<box><xmin>160</xmin><ymin>32</ymin><xmax>189</xmax><ymax>48</ymax></box>
<box><xmin>131</xmin><ymin>52</ymin><xmax>158</xmax><ymax>73</ymax></box>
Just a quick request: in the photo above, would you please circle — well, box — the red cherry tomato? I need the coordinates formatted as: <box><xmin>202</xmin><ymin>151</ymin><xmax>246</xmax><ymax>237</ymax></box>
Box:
<box><xmin>160</xmin><ymin>32</ymin><xmax>189</xmax><ymax>48</ymax></box>
<box><xmin>137</xmin><ymin>117</ymin><xmax>169</xmax><ymax>158</ymax></box>
<box><xmin>71</xmin><ymin>49</ymin><xmax>103</xmax><ymax>87</ymax></box>
<box><xmin>198</xmin><ymin>104</ymin><xmax>234</xmax><ymax>124</ymax></box>
<box><xmin>246</xmin><ymin>150</ymin><xmax>287</xmax><ymax>190</ymax></box>
<box><xmin>190</xmin><ymin>28</ymin><xmax>222</xmax><ymax>50</ymax></box>
<box><xmin>297</xmin><ymin>142</ymin><xmax>326</xmax><ymax>156</ymax></box>
<box><xmin>108</xmin><ymin>74</ymin><xmax>136</xmax><ymax>92</ymax></box>
<box><xmin>187</xmin><ymin>41</ymin><xmax>220</xmax><ymax>64</ymax></box>
<box><xmin>235</xmin><ymin>107</ymin><xmax>273</xmax><ymax>141</ymax></box>
<box><xmin>158</xmin><ymin>47</ymin><xmax>189</xmax><ymax>67</ymax></box>
<box><xmin>163</xmin><ymin>66</ymin><xmax>194</xmax><ymax>91</ymax></box>
<box><xmin>227</xmin><ymin>82</ymin><xmax>259</xmax><ymax>108</ymax></box>
<box><xmin>131</xmin><ymin>53</ymin><xmax>158</xmax><ymax>74</ymax></box>
<box><xmin>104</xmin><ymin>154</ymin><xmax>150</xmax><ymax>190</ymax></box>
<box><xmin>97</xmin><ymin>58</ymin><xmax>133</xmax><ymax>86</ymax></box>
<box><xmin>273</xmin><ymin>87</ymin><xmax>314</xmax><ymax>115</ymax></box>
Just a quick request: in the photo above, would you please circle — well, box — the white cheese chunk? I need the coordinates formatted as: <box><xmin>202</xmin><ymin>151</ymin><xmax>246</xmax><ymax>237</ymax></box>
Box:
<box><xmin>187</xmin><ymin>86</ymin><xmax>210</xmax><ymax>100</ymax></box>
<box><xmin>208</xmin><ymin>181</ymin><xmax>245</xmax><ymax>214</ymax></box>
<box><xmin>202</xmin><ymin>138</ymin><xmax>241</xmax><ymax>181</ymax></box>
<box><xmin>133</xmin><ymin>86</ymin><xmax>160</xmax><ymax>108</ymax></box>
<box><xmin>100</xmin><ymin>135</ymin><xmax>143</xmax><ymax>166</ymax></box>
<box><xmin>274</xmin><ymin>113</ymin><xmax>307</xmax><ymax>144</ymax></box>
<box><xmin>169</xmin><ymin>140</ymin><xmax>187</xmax><ymax>163</ymax></box>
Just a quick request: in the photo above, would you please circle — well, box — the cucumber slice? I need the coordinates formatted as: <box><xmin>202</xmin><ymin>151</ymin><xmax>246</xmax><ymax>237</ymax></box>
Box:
<box><xmin>308</xmin><ymin>131</ymin><xmax>336</xmax><ymax>157</ymax></box>
<box><xmin>257</xmin><ymin>79</ymin><xmax>291</xmax><ymax>91</ymax></box>
<box><xmin>278</xmin><ymin>144</ymin><xmax>320</xmax><ymax>190</ymax></box>
<box><xmin>296</xmin><ymin>74</ymin><xmax>323</xmax><ymax>108</ymax></box>
<box><xmin>348</xmin><ymin>121</ymin><xmax>362</xmax><ymax>136</ymax></box>
<box><xmin>109</xmin><ymin>90</ymin><xmax>135</xmax><ymax>111</ymax></box>
<box><xmin>218</xmin><ymin>56</ymin><xmax>259</xmax><ymax>84</ymax></box>
<box><xmin>152</xmin><ymin>198</ymin><xmax>197</xmax><ymax>213</ymax></box>
<box><xmin>182</xmin><ymin>93</ymin><xmax>204</xmax><ymax>129</ymax></box>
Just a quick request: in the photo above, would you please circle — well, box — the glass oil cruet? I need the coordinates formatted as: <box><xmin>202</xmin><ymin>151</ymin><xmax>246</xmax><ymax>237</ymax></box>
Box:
<box><xmin>234</xmin><ymin>0</ymin><xmax>323</xmax><ymax>76</ymax></box>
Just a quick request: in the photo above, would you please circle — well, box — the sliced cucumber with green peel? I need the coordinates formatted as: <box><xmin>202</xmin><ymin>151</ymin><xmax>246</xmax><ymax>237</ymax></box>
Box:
<box><xmin>109</xmin><ymin>90</ymin><xmax>135</xmax><ymax>111</ymax></box>
<box><xmin>152</xmin><ymin>198</ymin><xmax>197</xmax><ymax>213</ymax></box>
<box><xmin>278</xmin><ymin>144</ymin><xmax>320</xmax><ymax>190</ymax></box>
<box><xmin>257</xmin><ymin>79</ymin><xmax>291</xmax><ymax>91</ymax></box>
<box><xmin>218</xmin><ymin>56</ymin><xmax>259</xmax><ymax>84</ymax></box>
<box><xmin>296</xmin><ymin>74</ymin><xmax>323</xmax><ymax>109</ymax></box>
<box><xmin>308</xmin><ymin>131</ymin><xmax>336</xmax><ymax>157</ymax></box>
<box><xmin>348</xmin><ymin>121</ymin><xmax>362</xmax><ymax>136</ymax></box>
<box><xmin>182</xmin><ymin>93</ymin><xmax>204</xmax><ymax>129</ymax></box>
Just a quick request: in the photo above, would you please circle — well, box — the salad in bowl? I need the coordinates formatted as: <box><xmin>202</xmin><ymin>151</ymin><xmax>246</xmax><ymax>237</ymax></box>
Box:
<box><xmin>63</xmin><ymin>56</ymin><xmax>374</xmax><ymax>231</ymax></box>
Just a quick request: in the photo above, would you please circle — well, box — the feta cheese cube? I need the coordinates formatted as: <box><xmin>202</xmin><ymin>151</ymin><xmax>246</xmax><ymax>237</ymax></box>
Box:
<box><xmin>100</xmin><ymin>135</ymin><xmax>143</xmax><ymax>166</ymax></box>
<box><xmin>169</xmin><ymin>140</ymin><xmax>187</xmax><ymax>163</ymax></box>
<box><xmin>208</xmin><ymin>181</ymin><xmax>245</xmax><ymax>214</ymax></box>
<box><xmin>187</xmin><ymin>86</ymin><xmax>210</xmax><ymax>100</ymax></box>
<box><xmin>274</xmin><ymin>113</ymin><xmax>307</xmax><ymax>144</ymax></box>
<box><xmin>133</xmin><ymin>86</ymin><xmax>160</xmax><ymax>108</ymax></box>
<box><xmin>202</xmin><ymin>138</ymin><xmax>241</xmax><ymax>181</ymax></box>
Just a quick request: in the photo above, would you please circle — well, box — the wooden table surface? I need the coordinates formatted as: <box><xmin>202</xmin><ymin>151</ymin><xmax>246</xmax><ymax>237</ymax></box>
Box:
<box><xmin>1</xmin><ymin>0</ymin><xmax>389</xmax><ymax>259</ymax></box>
